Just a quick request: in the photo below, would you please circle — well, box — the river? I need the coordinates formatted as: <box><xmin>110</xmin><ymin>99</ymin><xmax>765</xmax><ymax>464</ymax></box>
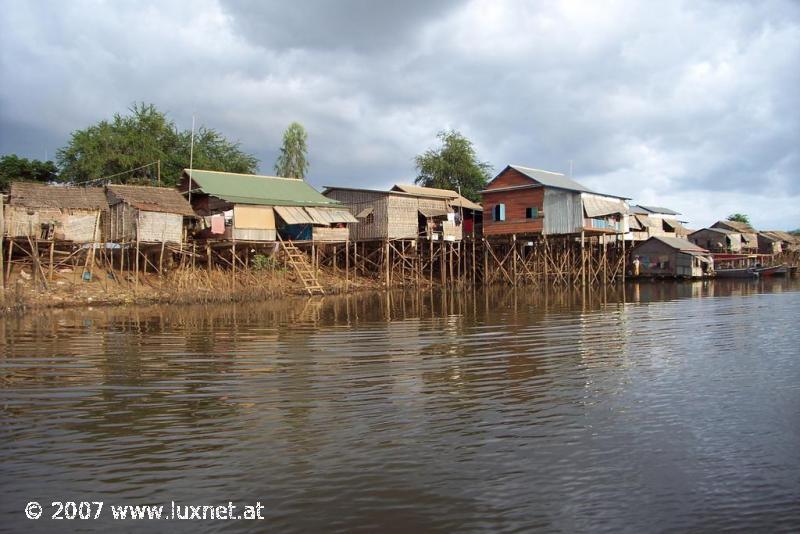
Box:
<box><xmin>2</xmin><ymin>278</ymin><xmax>799</xmax><ymax>532</ymax></box>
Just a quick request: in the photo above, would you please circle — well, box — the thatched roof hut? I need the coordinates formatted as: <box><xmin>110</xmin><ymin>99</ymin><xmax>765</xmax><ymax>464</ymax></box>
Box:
<box><xmin>4</xmin><ymin>182</ymin><xmax>108</xmax><ymax>242</ymax></box>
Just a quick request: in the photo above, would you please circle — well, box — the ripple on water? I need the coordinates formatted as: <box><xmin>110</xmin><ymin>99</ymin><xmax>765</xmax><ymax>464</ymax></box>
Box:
<box><xmin>2</xmin><ymin>280</ymin><xmax>800</xmax><ymax>532</ymax></box>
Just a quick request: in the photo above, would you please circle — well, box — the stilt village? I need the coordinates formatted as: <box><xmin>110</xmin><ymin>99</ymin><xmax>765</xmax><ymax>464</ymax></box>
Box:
<box><xmin>1</xmin><ymin>164</ymin><xmax>798</xmax><ymax>298</ymax></box>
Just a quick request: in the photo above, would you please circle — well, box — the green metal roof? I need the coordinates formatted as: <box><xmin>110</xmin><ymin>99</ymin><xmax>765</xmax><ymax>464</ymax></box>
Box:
<box><xmin>184</xmin><ymin>169</ymin><xmax>340</xmax><ymax>208</ymax></box>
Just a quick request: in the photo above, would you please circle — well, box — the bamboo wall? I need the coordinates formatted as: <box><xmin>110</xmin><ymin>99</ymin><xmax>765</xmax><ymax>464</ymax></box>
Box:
<box><xmin>4</xmin><ymin>206</ymin><xmax>102</xmax><ymax>243</ymax></box>
<box><xmin>323</xmin><ymin>189</ymin><xmax>390</xmax><ymax>241</ymax></box>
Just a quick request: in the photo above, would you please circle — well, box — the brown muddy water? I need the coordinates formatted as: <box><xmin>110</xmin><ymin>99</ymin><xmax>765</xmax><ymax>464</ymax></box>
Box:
<box><xmin>2</xmin><ymin>278</ymin><xmax>799</xmax><ymax>533</ymax></box>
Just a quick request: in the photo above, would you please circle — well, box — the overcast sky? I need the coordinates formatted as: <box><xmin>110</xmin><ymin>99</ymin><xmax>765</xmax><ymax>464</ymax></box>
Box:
<box><xmin>1</xmin><ymin>0</ymin><xmax>798</xmax><ymax>229</ymax></box>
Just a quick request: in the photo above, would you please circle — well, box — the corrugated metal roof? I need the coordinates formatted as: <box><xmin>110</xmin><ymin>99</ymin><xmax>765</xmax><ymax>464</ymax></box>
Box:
<box><xmin>629</xmin><ymin>205</ymin><xmax>650</xmax><ymax>215</ymax></box>
<box><xmin>692</xmin><ymin>227</ymin><xmax>736</xmax><ymax>235</ymax></box>
<box><xmin>712</xmin><ymin>220</ymin><xmax>756</xmax><ymax>233</ymax></box>
<box><xmin>418</xmin><ymin>207</ymin><xmax>449</xmax><ymax>218</ymax></box>
<box><xmin>355</xmin><ymin>207</ymin><xmax>373</xmax><ymax>218</ymax></box>
<box><xmin>638</xmin><ymin>205</ymin><xmax>681</xmax><ymax>215</ymax></box>
<box><xmin>392</xmin><ymin>183</ymin><xmax>483</xmax><ymax>211</ymax></box>
<box><xmin>186</xmin><ymin>169</ymin><xmax>339</xmax><ymax>208</ymax></box>
<box><xmin>305</xmin><ymin>207</ymin><xmax>358</xmax><ymax>225</ymax></box>
<box><xmin>582</xmin><ymin>195</ymin><xmax>628</xmax><ymax>217</ymax></box>
<box><xmin>634</xmin><ymin>214</ymin><xmax>656</xmax><ymax>228</ymax></box>
<box><xmin>274</xmin><ymin>206</ymin><xmax>317</xmax><ymax>225</ymax></box>
<box><xmin>646</xmin><ymin>236</ymin><xmax>709</xmax><ymax>253</ymax></box>
<box><xmin>509</xmin><ymin>165</ymin><xmax>596</xmax><ymax>194</ymax></box>
<box><xmin>760</xmin><ymin>230</ymin><xmax>799</xmax><ymax>243</ymax></box>
<box><xmin>9</xmin><ymin>182</ymin><xmax>108</xmax><ymax>210</ymax></box>
<box><xmin>449</xmin><ymin>196</ymin><xmax>483</xmax><ymax>212</ymax></box>
<box><xmin>392</xmin><ymin>183</ymin><xmax>454</xmax><ymax>198</ymax></box>
<box><xmin>107</xmin><ymin>184</ymin><xmax>195</xmax><ymax>216</ymax></box>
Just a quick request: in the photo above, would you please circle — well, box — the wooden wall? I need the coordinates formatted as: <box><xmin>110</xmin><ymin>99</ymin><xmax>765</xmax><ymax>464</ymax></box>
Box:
<box><xmin>482</xmin><ymin>187</ymin><xmax>544</xmax><ymax>236</ymax></box>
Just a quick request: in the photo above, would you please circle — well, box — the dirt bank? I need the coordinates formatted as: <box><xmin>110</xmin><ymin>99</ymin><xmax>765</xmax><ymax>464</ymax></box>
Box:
<box><xmin>0</xmin><ymin>263</ymin><xmax>405</xmax><ymax>315</ymax></box>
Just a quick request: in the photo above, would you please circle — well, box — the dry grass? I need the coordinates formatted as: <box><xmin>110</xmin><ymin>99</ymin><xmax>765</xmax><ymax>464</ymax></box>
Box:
<box><xmin>1</xmin><ymin>262</ymin><xmax>395</xmax><ymax>315</ymax></box>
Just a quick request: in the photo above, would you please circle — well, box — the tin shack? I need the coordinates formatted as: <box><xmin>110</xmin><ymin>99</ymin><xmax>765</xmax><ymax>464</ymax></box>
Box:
<box><xmin>322</xmin><ymin>183</ymin><xmax>482</xmax><ymax>242</ymax></box>
<box><xmin>630</xmin><ymin>236</ymin><xmax>713</xmax><ymax>278</ymax></box>
<box><xmin>181</xmin><ymin>169</ymin><xmax>355</xmax><ymax>242</ymax></box>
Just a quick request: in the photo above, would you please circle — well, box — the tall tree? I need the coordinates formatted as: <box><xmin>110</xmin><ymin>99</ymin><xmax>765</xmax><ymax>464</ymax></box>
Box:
<box><xmin>56</xmin><ymin>103</ymin><xmax>258</xmax><ymax>185</ymax></box>
<box><xmin>414</xmin><ymin>130</ymin><xmax>492</xmax><ymax>202</ymax></box>
<box><xmin>0</xmin><ymin>154</ymin><xmax>58</xmax><ymax>191</ymax></box>
<box><xmin>274</xmin><ymin>122</ymin><xmax>309</xmax><ymax>179</ymax></box>
<box><xmin>727</xmin><ymin>213</ymin><xmax>751</xmax><ymax>224</ymax></box>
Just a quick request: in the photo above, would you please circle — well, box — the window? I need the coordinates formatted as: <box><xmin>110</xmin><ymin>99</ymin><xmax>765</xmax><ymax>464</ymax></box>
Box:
<box><xmin>526</xmin><ymin>207</ymin><xmax>538</xmax><ymax>219</ymax></box>
<box><xmin>364</xmin><ymin>212</ymin><xmax>374</xmax><ymax>224</ymax></box>
<box><xmin>493</xmin><ymin>204</ymin><xmax>505</xmax><ymax>221</ymax></box>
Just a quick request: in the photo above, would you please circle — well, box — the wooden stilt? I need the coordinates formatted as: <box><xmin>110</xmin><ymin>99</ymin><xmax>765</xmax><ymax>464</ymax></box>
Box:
<box><xmin>48</xmin><ymin>238</ymin><xmax>55</xmax><ymax>282</ymax></box>
<box><xmin>384</xmin><ymin>240</ymin><xmax>390</xmax><ymax>287</ymax></box>
<box><xmin>135</xmin><ymin>235</ymin><xmax>140</xmax><ymax>290</ymax></box>
<box><xmin>581</xmin><ymin>230</ymin><xmax>586</xmax><ymax>288</ymax></box>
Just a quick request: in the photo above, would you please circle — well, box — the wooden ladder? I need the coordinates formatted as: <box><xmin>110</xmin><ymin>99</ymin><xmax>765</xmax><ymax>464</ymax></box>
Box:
<box><xmin>278</xmin><ymin>236</ymin><xmax>325</xmax><ymax>295</ymax></box>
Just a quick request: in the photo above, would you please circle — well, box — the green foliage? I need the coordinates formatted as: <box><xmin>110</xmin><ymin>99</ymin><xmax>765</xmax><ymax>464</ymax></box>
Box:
<box><xmin>414</xmin><ymin>129</ymin><xmax>492</xmax><ymax>202</ymax></box>
<box><xmin>274</xmin><ymin>122</ymin><xmax>309</xmax><ymax>179</ymax></box>
<box><xmin>56</xmin><ymin>103</ymin><xmax>258</xmax><ymax>185</ymax></box>
<box><xmin>0</xmin><ymin>154</ymin><xmax>58</xmax><ymax>190</ymax></box>
<box><xmin>726</xmin><ymin>213</ymin><xmax>750</xmax><ymax>224</ymax></box>
<box><xmin>789</xmin><ymin>229</ymin><xmax>800</xmax><ymax>236</ymax></box>
<box><xmin>251</xmin><ymin>254</ymin><xmax>277</xmax><ymax>271</ymax></box>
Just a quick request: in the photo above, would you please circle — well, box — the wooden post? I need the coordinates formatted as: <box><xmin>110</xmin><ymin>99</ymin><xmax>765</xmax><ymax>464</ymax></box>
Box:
<box><xmin>384</xmin><ymin>240</ymin><xmax>390</xmax><ymax>287</ymax></box>
<box><xmin>48</xmin><ymin>238</ymin><xmax>55</xmax><ymax>282</ymax></box>
<box><xmin>231</xmin><ymin>241</ymin><xmax>236</xmax><ymax>285</ymax></box>
<box><xmin>512</xmin><ymin>234</ymin><xmax>518</xmax><ymax>286</ymax></box>
<box><xmin>621</xmin><ymin>234</ymin><xmax>626</xmax><ymax>283</ymax></box>
<box><xmin>159</xmin><ymin>239</ymin><xmax>166</xmax><ymax>276</ymax></box>
<box><xmin>345</xmin><ymin>240</ymin><xmax>350</xmax><ymax>287</ymax></box>
<box><xmin>429</xmin><ymin>238</ymin><xmax>433</xmax><ymax>285</ymax></box>
<box><xmin>207</xmin><ymin>243</ymin><xmax>212</xmax><ymax>272</ymax></box>
<box><xmin>581</xmin><ymin>230</ymin><xmax>586</xmax><ymax>287</ymax></box>
<box><xmin>135</xmin><ymin>234</ymin><xmax>140</xmax><ymax>290</ymax></box>
<box><xmin>472</xmin><ymin>238</ymin><xmax>476</xmax><ymax>286</ymax></box>
<box><xmin>483</xmin><ymin>239</ymin><xmax>489</xmax><ymax>286</ymax></box>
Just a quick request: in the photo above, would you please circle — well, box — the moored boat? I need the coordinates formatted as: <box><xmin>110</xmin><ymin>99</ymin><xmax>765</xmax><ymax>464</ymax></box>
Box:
<box><xmin>714</xmin><ymin>267</ymin><xmax>759</xmax><ymax>278</ymax></box>
<box><xmin>755</xmin><ymin>264</ymin><xmax>787</xmax><ymax>277</ymax></box>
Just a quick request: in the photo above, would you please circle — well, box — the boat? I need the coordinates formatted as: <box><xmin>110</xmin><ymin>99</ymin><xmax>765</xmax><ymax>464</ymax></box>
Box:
<box><xmin>755</xmin><ymin>264</ymin><xmax>787</xmax><ymax>277</ymax></box>
<box><xmin>714</xmin><ymin>267</ymin><xmax>759</xmax><ymax>278</ymax></box>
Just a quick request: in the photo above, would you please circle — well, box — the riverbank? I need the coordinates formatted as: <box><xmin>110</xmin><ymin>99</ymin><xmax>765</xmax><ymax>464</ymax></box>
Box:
<box><xmin>0</xmin><ymin>263</ymin><xmax>406</xmax><ymax>315</ymax></box>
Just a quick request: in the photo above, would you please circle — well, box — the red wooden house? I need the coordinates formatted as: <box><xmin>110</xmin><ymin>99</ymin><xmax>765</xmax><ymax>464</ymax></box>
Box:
<box><xmin>481</xmin><ymin>165</ymin><xmax>629</xmax><ymax>237</ymax></box>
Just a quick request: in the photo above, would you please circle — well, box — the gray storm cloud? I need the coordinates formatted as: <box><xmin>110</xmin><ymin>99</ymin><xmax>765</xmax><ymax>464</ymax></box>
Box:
<box><xmin>0</xmin><ymin>0</ymin><xmax>798</xmax><ymax>228</ymax></box>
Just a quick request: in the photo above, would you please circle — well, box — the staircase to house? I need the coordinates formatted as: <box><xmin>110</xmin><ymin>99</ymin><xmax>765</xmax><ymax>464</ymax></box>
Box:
<box><xmin>278</xmin><ymin>236</ymin><xmax>325</xmax><ymax>295</ymax></box>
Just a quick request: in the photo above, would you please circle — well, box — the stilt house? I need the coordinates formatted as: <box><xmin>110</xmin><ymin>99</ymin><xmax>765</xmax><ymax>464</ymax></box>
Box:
<box><xmin>322</xmin><ymin>183</ymin><xmax>482</xmax><ymax>242</ymax></box>
<box><xmin>757</xmin><ymin>231</ymin><xmax>800</xmax><ymax>254</ymax></box>
<box><xmin>3</xmin><ymin>182</ymin><xmax>108</xmax><ymax>243</ymax></box>
<box><xmin>106</xmin><ymin>184</ymin><xmax>195</xmax><ymax>244</ymax></box>
<box><xmin>626</xmin><ymin>205</ymin><xmax>688</xmax><ymax>242</ymax></box>
<box><xmin>630</xmin><ymin>236</ymin><xmax>713</xmax><ymax>278</ymax></box>
<box><xmin>711</xmin><ymin>220</ymin><xmax>758</xmax><ymax>252</ymax></box>
<box><xmin>480</xmin><ymin>165</ymin><xmax>629</xmax><ymax>237</ymax></box>
<box><xmin>688</xmin><ymin>227</ymin><xmax>742</xmax><ymax>253</ymax></box>
<box><xmin>180</xmin><ymin>169</ymin><xmax>356</xmax><ymax>242</ymax></box>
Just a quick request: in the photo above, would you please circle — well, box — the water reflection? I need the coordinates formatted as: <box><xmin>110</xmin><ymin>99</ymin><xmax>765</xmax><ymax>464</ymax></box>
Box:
<box><xmin>1</xmin><ymin>277</ymin><xmax>799</xmax><ymax>532</ymax></box>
